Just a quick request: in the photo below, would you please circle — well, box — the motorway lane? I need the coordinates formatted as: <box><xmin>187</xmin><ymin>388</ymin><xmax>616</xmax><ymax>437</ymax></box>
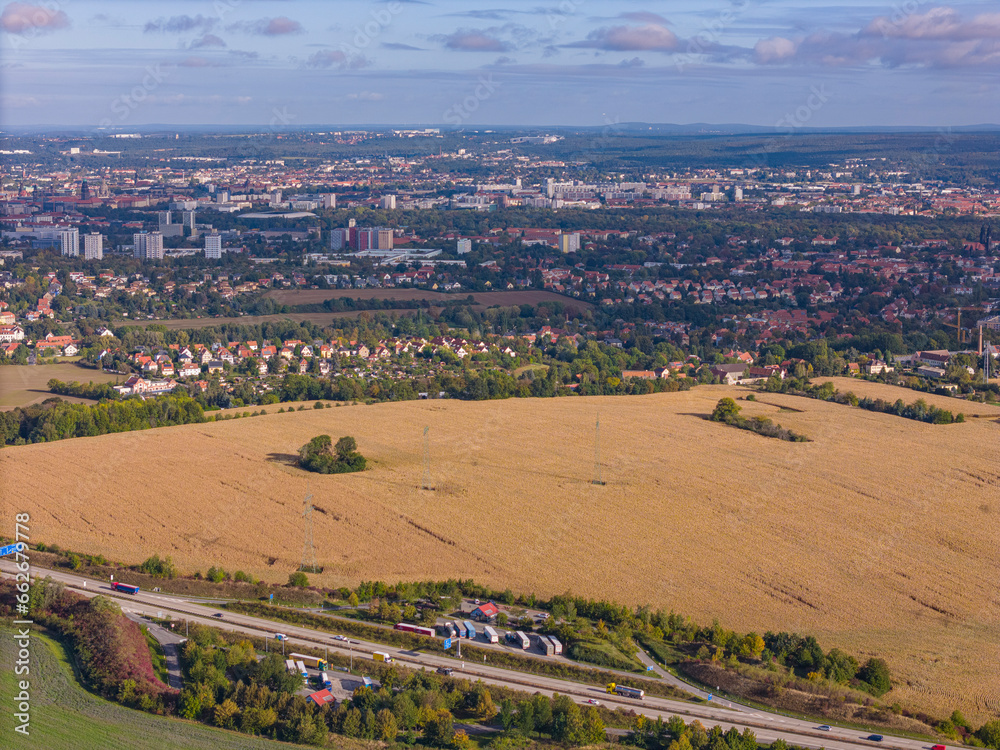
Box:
<box><xmin>1</xmin><ymin>562</ymin><xmax>948</xmax><ymax>750</ymax></box>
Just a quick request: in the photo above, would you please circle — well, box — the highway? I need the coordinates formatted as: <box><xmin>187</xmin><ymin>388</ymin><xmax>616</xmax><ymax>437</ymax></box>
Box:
<box><xmin>1</xmin><ymin>561</ymin><xmax>949</xmax><ymax>750</ymax></box>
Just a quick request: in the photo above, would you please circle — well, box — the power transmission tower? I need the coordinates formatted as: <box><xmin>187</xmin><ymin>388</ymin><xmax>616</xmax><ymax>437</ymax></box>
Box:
<box><xmin>300</xmin><ymin>487</ymin><xmax>318</xmax><ymax>573</ymax></box>
<box><xmin>422</xmin><ymin>426</ymin><xmax>434</xmax><ymax>490</ymax></box>
<box><xmin>592</xmin><ymin>414</ymin><xmax>605</xmax><ymax>486</ymax></box>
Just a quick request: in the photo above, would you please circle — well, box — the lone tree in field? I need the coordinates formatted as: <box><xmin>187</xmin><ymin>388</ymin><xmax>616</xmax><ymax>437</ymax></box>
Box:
<box><xmin>298</xmin><ymin>435</ymin><xmax>367</xmax><ymax>474</ymax></box>
<box><xmin>711</xmin><ymin>397</ymin><xmax>742</xmax><ymax>424</ymax></box>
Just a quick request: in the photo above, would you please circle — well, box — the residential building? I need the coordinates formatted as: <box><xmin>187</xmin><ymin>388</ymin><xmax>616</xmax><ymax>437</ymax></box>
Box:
<box><xmin>59</xmin><ymin>227</ymin><xmax>79</xmax><ymax>257</ymax></box>
<box><xmin>559</xmin><ymin>232</ymin><xmax>580</xmax><ymax>254</ymax></box>
<box><xmin>457</xmin><ymin>238</ymin><xmax>472</xmax><ymax>255</ymax></box>
<box><xmin>380</xmin><ymin>194</ymin><xmax>396</xmax><ymax>210</ymax></box>
<box><xmin>204</xmin><ymin>232</ymin><xmax>223</xmax><ymax>260</ymax></box>
<box><xmin>133</xmin><ymin>231</ymin><xmax>164</xmax><ymax>260</ymax></box>
<box><xmin>83</xmin><ymin>232</ymin><xmax>103</xmax><ymax>260</ymax></box>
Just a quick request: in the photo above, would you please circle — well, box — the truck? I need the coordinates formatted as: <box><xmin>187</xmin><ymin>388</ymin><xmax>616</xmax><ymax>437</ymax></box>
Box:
<box><xmin>295</xmin><ymin>660</ymin><xmax>308</xmax><ymax>680</ymax></box>
<box><xmin>289</xmin><ymin>653</ymin><xmax>328</xmax><ymax>671</ymax></box>
<box><xmin>483</xmin><ymin>625</ymin><xmax>499</xmax><ymax>644</ymax></box>
<box><xmin>463</xmin><ymin>620</ymin><xmax>478</xmax><ymax>639</ymax></box>
<box><xmin>285</xmin><ymin>658</ymin><xmax>297</xmax><ymax>675</ymax></box>
<box><xmin>607</xmin><ymin>683</ymin><xmax>645</xmax><ymax>700</ymax></box>
<box><xmin>373</xmin><ymin>651</ymin><xmax>394</xmax><ymax>663</ymax></box>
<box><xmin>548</xmin><ymin>635</ymin><xmax>563</xmax><ymax>655</ymax></box>
<box><xmin>453</xmin><ymin>620</ymin><xmax>467</xmax><ymax>638</ymax></box>
<box><xmin>320</xmin><ymin>672</ymin><xmax>332</xmax><ymax>689</ymax></box>
<box><xmin>514</xmin><ymin>630</ymin><xmax>530</xmax><ymax>650</ymax></box>
<box><xmin>442</xmin><ymin>622</ymin><xmax>457</xmax><ymax>639</ymax></box>
<box><xmin>395</xmin><ymin>622</ymin><xmax>436</xmax><ymax>638</ymax></box>
<box><xmin>110</xmin><ymin>581</ymin><xmax>140</xmax><ymax>595</ymax></box>
<box><xmin>537</xmin><ymin>635</ymin><xmax>555</xmax><ymax>656</ymax></box>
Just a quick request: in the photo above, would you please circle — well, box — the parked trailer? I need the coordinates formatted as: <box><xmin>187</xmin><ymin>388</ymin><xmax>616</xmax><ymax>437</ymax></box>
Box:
<box><xmin>285</xmin><ymin>658</ymin><xmax>297</xmax><ymax>675</ymax></box>
<box><xmin>453</xmin><ymin>620</ymin><xmax>467</xmax><ymax>638</ymax></box>
<box><xmin>395</xmin><ymin>623</ymin><xmax>436</xmax><ymax>638</ymax></box>
<box><xmin>548</xmin><ymin>635</ymin><xmax>563</xmax><ymax>655</ymax></box>
<box><xmin>463</xmin><ymin>620</ymin><xmax>478</xmax><ymax>639</ymax></box>
<box><xmin>514</xmin><ymin>631</ymin><xmax>530</xmax><ymax>650</ymax></box>
<box><xmin>606</xmin><ymin>683</ymin><xmax>645</xmax><ymax>700</ymax></box>
<box><xmin>483</xmin><ymin>626</ymin><xmax>499</xmax><ymax>644</ymax></box>
<box><xmin>537</xmin><ymin>634</ymin><xmax>555</xmax><ymax>656</ymax></box>
<box><xmin>110</xmin><ymin>581</ymin><xmax>140</xmax><ymax>595</ymax></box>
<box><xmin>320</xmin><ymin>672</ymin><xmax>332</xmax><ymax>689</ymax></box>
<box><xmin>289</xmin><ymin>653</ymin><xmax>328</xmax><ymax>671</ymax></box>
<box><xmin>295</xmin><ymin>660</ymin><xmax>309</xmax><ymax>679</ymax></box>
<box><xmin>373</xmin><ymin>651</ymin><xmax>394</xmax><ymax>663</ymax></box>
<box><xmin>441</xmin><ymin>623</ymin><xmax>457</xmax><ymax>638</ymax></box>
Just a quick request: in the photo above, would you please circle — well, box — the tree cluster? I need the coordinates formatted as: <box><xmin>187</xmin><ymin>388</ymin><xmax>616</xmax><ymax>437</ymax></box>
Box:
<box><xmin>297</xmin><ymin>435</ymin><xmax>367</xmax><ymax>474</ymax></box>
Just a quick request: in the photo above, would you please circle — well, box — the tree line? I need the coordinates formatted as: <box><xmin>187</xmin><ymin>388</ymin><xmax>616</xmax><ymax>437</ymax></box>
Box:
<box><xmin>0</xmin><ymin>393</ymin><xmax>206</xmax><ymax>446</ymax></box>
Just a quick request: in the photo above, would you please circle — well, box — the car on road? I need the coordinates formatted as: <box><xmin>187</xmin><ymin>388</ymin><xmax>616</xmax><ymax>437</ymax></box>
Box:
<box><xmin>334</xmin><ymin>635</ymin><xmax>347</xmax><ymax>641</ymax></box>
<box><xmin>436</xmin><ymin>667</ymin><xmax>454</xmax><ymax>676</ymax></box>
<box><xmin>931</xmin><ymin>745</ymin><xmax>947</xmax><ymax>750</ymax></box>
<box><xmin>212</xmin><ymin>613</ymin><xmax>223</xmax><ymax>618</ymax></box>
<box><xmin>818</xmin><ymin>725</ymin><xmax>831</xmax><ymax>731</ymax></box>
<box><xmin>866</xmin><ymin>735</ymin><xmax>884</xmax><ymax>742</ymax></box>
<box><xmin>587</xmin><ymin>699</ymin><xmax>600</xmax><ymax>705</ymax></box>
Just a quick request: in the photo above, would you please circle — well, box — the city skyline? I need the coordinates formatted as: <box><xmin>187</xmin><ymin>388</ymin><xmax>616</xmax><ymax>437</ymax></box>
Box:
<box><xmin>2</xmin><ymin>1</ymin><xmax>999</xmax><ymax>129</ymax></box>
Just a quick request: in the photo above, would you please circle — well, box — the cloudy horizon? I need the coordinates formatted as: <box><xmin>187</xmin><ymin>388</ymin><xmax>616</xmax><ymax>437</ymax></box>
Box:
<box><xmin>2</xmin><ymin>1</ymin><xmax>999</xmax><ymax>130</ymax></box>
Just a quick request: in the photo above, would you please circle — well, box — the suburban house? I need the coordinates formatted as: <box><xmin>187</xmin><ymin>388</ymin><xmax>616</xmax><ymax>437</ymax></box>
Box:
<box><xmin>709</xmin><ymin>363</ymin><xmax>747</xmax><ymax>385</ymax></box>
<box><xmin>863</xmin><ymin>360</ymin><xmax>894</xmax><ymax>375</ymax></box>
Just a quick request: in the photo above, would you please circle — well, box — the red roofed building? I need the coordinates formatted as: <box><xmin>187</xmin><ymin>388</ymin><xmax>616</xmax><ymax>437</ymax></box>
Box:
<box><xmin>307</xmin><ymin>689</ymin><xmax>335</xmax><ymax>708</ymax></box>
<box><xmin>471</xmin><ymin>602</ymin><xmax>500</xmax><ymax>622</ymax></box>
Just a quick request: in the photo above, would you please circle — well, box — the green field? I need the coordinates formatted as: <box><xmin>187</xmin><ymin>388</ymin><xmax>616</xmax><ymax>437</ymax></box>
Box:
<box><xmin>0</xmin><ymin>627</ymin><xmax>314</xmax><ymax>750</ymax></box>
<box><xmin>0</xmin><ymin>364</ymin><xmax>122</xmax><ymax>410</ymax></box>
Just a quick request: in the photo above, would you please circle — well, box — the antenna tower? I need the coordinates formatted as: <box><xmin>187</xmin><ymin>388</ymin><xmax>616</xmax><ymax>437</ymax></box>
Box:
<box><xmin>300</xmin><ymin>487</ymin><xmax>318</xmax><ymax>573</ymax></box>
<box><xmin>592</xmin><ymin>414</ymin><xmax>605</xmax><ymax>486</ymax></box>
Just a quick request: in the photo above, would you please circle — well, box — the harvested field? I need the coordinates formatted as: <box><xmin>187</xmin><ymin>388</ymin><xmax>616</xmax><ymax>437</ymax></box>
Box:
<box><xmin>0</xmin><ymin>364</ymin><xmax>122</xmax><ymax>410</ymax></box>
<box><xmin>264</xmin><ymin>288</ymin><xmax>592</xmax><ymax>310</ymax></box>
<box><xmin>813</xmin><ymin>376</ymin><xmax>1000</xmax><ymax>416</ymax></box>
<box><xmin>3</xmin><ymin>386</ymin><xmax>1000</xmax><ymax>721</ymax></box>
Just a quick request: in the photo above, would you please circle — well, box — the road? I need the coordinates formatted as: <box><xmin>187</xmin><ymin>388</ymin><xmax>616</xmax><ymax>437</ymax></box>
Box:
<box><xmin>124</xmin><ymin>612</ymin><xmax>185</xmax><ymax>690</ymax></box>
<box><xmin>2</xmin><ymin>561</ymin><xmax>948</xmax><ymax>750</ymax></box>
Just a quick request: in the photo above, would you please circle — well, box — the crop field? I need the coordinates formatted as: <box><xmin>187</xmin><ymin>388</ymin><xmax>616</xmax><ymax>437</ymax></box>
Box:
<box><xmin>0</xmin><ymin>364</ymin><xmax>122</xmax><ymax>410</ymax></box>
<box><xmin>812</xmin><ymin>376</ymin><xmax>1000</xmax><ymax>416</ymax></box>
<box><xmin>0</xmin><ymin>627</ymin><xmax>315</xmax><ymax>749</ymax></box>
<box><xmin>264</xmin><ymin>288</ymin><xmax>593</xmax><ymax>310</ymax></box>
<box><xmin>3</xmin><ymin>387</ymin><xmax>1000</xmax><ymax>721</ymax></box>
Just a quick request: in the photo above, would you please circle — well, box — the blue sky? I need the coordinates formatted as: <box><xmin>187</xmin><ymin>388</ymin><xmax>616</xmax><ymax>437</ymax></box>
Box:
<box><xmin>1</xmin><ymin>0</ymin><xmax>999</xmax><ymax>129</ymax></box>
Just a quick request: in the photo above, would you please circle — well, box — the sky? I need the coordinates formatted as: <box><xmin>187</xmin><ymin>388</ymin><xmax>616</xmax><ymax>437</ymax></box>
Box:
<box><xmin>1</xmin><ymin>0</ymin><xmax>999</xmax><ymax>130</ymax></box>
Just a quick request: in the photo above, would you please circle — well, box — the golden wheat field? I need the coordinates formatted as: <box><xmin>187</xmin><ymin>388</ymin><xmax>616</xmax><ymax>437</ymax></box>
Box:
<box><xmin>3</xmin><ymin>382</ymin><xmax>1000</xmax><ymax>721</ymax></box>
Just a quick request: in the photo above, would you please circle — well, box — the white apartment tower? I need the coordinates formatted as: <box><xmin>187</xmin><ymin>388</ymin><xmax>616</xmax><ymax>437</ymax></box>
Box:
<box><xmin>133</xmin><ymin>231</ymin><xmax>164</xmax><ymax>260</ymax></box>
<box><xmin>379</xmin><ymin>194</ymin><xmax>396</xmax><ymax>210</ymax></box>
<box><xmin>59</xmin><ymin>228</ymin><xmax>79</xmax><ymax>256</ymax></box>
<box><xmin>321</xmin><ymin>193</ymin><xmax>336</xmax><ymax>209</ymax></box>
<box><xmin>204</xmin><ymin>232</ymin><xmax>223</xmax><ymax>260</ymax></box>
<box><xmin>83</xmin><ymin>233</ymin><xmax>103</xmax><ymax>260</ymax></box>
<box><xmin>457</xmin><ymin>238</ymin><xmax>472</xmax><ymax>255</ymax></box>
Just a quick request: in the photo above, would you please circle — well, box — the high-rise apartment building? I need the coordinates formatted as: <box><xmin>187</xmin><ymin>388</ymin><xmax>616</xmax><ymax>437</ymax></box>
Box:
<box><xmin>379</xmin><ymin>194</ymin><xmax>396</xmax><ymax>210</ymax></box>
<box><xmin>59</xmin><ymin>228</ymin><xmax>79</xmax><ymax>256</ymax></box>
<box><xmin>133</xmin><ymin>232</ymin><xmax>164</xmax><ymax>260</ymax></box>
<box><xmin>83</xmin><ymin>233</ymin><xmax>103</xmax><ymax>260</ymax></box>
<box><xmin>204</xmin><ymin>232</ymin><xmax>223</xmax><ymax>260</ymax></box>
<box><xmin>457</xmin><ymin>238</ymin><xmax>472</xmax><ymax>255</ymax></box>
<box><xmin>559</xmin><ymin>232</ymin><xmax>580</xmax><ymax>254</ymax></box>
